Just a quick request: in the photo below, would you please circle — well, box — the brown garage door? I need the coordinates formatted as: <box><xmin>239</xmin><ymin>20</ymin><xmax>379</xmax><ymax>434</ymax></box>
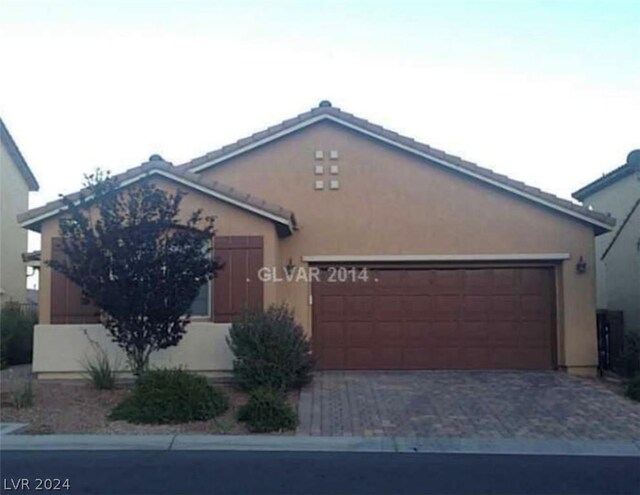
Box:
<box><xmin>312</xmin><ymin>266</ymin><xmax>556</xmax><ymax>370</ymax></box>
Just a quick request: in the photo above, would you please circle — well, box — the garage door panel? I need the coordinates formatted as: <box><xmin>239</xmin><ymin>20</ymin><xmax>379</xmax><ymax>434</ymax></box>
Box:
<box><xmin>403</xmin><ymin>295</ymin><xmax>435</xmax><ymax>320</ymax></box>
<box><xmin>464</xmin><ymin>270</ymin><xmax>493</xmax><ymax>294</ymax></box>
<box><xmin>320</xmin><ymin>347</ymin><xmax>346</xmax><ymax>369</ymax></box>
<box><xmin>492</xmin><ymin>268</ymin><xmax>519</xmax><ymax>294</ymax></box>
<box><xmin>374</xmin><ymin>295</ymin><xmax>405</xmax><ymax>320</ymax></box>
<box><xmin>432</xmin><ymin>270</ymin><xmax>464</xmax><ymax>294</ymax></box>
<box><xmin>462</xmin><ymin>295</ymin><xmax>490</xmax><ymax>320</ymax></box>
<box><xmin>435</xmin><ymin>295</ymin><xmax>463</xmax><ymax>317</ymax></box>
<box><xmin>344</xmin><ymin>295</ymin><xmax>374</xmax><ymax>321</ymax></box>
<box><xmin>313</xmin><ymin>266</ymin><xmax>555</xmax><ymax>370</ymax></box>
<box><xmin>489</xmin><ymin>295</ymin><xmax>520</xmax><ymax>320</ymax></box>
<box><xmin>374</xmin><ymin>322</ymin><xmax>405</xmax><ymax>347</ymax></box>
<box><xmin>345</xmin><ymin>322</ymin><xmax>372</xmax><ymax>347</ymax></box>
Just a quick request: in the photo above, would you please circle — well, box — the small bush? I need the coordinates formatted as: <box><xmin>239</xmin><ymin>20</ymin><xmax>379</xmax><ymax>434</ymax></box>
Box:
<box><xmin>626</xmin><ymin>375</ymin><xmax>640</xmax><ymax>402</ymax></box>
<box><xmin>82</xmin><ymin>350</ymin><xmax>117</xmax><ymax>390</ymax></box>
<box><xmin>11</xmin><ymin>380</ymin><xmax>34</xmax><ymax>409</ymax></box>
<box><xmin>237</xmin><ymin>387</ymin><xmax>298</xmax><ymax>433</ymax></box>
<box><xmin>81</xmin><ymin>330</ymin><xmax>119</xmax><ymax>390</ymax></box>
<box><xmin>616</xmin><ymin>330</ymin><xmax>640</xmax><ymax>377</ymax></box>
<box><xmin>227</xmin><ymin>304</ymin><xmax>314</xmax><ymax>392</ymax></box>
<box><xmin>1</xmin><ymin>303</ymin><xmax>37</xmax><ymax>367</ymax></box>
<box><xmin>110</xmin><ymin>368</ymin><xmax>228</xmax><ymax>424</ymax></box>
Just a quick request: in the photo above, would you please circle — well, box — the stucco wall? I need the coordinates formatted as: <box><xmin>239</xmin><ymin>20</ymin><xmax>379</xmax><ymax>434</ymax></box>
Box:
<box><xmin>32</xmin><ymin>322</ymin><xmax>233</xmax><ymax>377</ymax></box>
<box><xmin>603</xmin><ymin>205</ymin><xmax>640</xmax><ymax>331</ymax></box>
<box><xmin>579</xmin><ymin>173</ymin><xmax>640</xmax><ymax>313</ymax></box>
<box><xmin>0</xmin><ymin>139</ymin><xmax>29</xmax><ymax>304</ymax></box>
<box><xmin>201</xmin><ymin>121</ymin><xmax>600</xmax><ymax>373</ymax></box>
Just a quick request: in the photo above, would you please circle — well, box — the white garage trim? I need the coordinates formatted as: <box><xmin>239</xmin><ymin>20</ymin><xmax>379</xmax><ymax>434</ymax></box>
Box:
<box><xmin>302</xmin><ymin>253</ymin><xmax>571</xmax><ymax>263</ymax></box>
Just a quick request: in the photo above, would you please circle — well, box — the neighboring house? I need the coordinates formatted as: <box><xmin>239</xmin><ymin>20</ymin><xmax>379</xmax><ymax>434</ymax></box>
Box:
<box><xmin>0</xmin><ymin>117</ymin><xmax>39</xmax><ymax>305</ymax></box>
<box><xmin>19</xmin><ymin>101</ymin><xmax>614</xmax><ymax>378</ymax></box>
<box><xmin>573</xmin><ymin>150</ymin><xmax>640</xmax><ymax>333</ymax></box>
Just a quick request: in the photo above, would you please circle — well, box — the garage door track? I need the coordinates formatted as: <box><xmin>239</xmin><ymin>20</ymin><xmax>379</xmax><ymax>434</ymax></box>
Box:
<box><xmin>297</xmin><ymin>371</ymin><xmax>640</xmax><ymax>440</ymax></box>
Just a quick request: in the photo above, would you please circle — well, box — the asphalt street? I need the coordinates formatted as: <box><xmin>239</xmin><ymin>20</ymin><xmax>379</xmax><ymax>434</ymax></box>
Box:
<box><xmin>1</xmin><ymin>450</ymin><xmax>639</xmax><ymax>495</ymax></box>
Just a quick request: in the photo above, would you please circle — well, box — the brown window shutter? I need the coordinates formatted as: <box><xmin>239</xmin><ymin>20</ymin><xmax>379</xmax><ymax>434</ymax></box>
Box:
<box><xmin>50</xmin><ymin>237</ymin><xmax>101</xmax><ymax>324</ymax></box>
<box><xmin>213</xmin><ymin>236</ymin><xmax>264</xmax><ymax>323</ymax></box>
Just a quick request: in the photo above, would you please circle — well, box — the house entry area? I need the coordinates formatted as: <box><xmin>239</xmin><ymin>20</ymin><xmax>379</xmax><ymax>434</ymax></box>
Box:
<box><xmin>311</xmin><ymin>265</ymin><xmax>557</xmax><ymax>370</ymax></box>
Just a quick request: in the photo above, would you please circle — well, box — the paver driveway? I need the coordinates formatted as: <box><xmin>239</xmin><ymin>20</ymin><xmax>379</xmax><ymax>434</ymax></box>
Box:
<box><xmin>297</xmin><ymin>371</ymin><xmax>640</xmax><ymax>440</ymax></box>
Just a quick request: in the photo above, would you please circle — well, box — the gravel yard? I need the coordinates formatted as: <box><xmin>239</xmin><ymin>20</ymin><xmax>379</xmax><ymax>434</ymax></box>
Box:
<box><xmin>0</xmin><ymin>370</ymin><xmax>298</xmax><ymax>435</ymax></box>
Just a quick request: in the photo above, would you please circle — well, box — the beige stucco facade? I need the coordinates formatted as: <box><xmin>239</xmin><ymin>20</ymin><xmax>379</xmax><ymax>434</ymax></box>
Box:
<box><xmin>0</xmin><ymin>135</ymin><xmax>31</xmax><ymax>304</ymax></box>
<box><xmin>579</xmin><ymin>173</ymin><xmax>640</xmax><ymax>331</ymax></box>
<box><xmin>29</xmin><ymin>115</ymin><xmax>608</xmax><ymax>377</ymax></box>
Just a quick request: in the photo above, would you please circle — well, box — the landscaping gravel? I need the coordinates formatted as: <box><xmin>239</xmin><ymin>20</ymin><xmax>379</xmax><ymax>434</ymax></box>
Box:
<box><xmin>1</xmin><ymin>375</ymin><xmax>298</xmax><ymax>435</ymax></box>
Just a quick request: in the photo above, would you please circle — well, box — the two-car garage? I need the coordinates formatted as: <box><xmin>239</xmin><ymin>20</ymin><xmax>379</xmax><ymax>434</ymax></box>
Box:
<box><xmin>312</xmin><ymin>265</ymin><xmax>557</xmax><ymax>370</ymax></box>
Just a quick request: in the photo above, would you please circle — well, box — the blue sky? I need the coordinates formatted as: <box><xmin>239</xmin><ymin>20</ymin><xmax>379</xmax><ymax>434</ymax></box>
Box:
<box><xmin>1</xmin><ymin>1</ymin><xmax>639</xmax><ymax>251</ymax></box>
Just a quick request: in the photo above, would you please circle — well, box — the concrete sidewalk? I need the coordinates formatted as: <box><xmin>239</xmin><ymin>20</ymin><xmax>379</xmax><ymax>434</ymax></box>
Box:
<box><xmin>2</xmin><ymin>434</ymin><xmax>640</xmax><ymax>457</ymax></box>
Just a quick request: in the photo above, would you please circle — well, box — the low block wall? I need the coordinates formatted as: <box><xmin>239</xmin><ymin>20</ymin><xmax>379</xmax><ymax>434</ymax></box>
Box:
<box><xmin>32</xmin><ymin>323</ymin><xmax>234</xmax><ymax>378</ymax></box>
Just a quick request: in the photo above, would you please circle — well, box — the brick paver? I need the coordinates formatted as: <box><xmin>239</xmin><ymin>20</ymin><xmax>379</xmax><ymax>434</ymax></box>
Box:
<box><xmin>296</xmin><ymin>371</ymin><xmax>640</xmax><ymax>440</ymax></box>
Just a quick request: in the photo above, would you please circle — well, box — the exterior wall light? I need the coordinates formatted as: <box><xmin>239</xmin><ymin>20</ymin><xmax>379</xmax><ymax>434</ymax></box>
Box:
<box><xmin>285</xmin><ymin>258</ymin><xmax>296</xmax><ymax>276</ymax></box>
<box><xmin>576</xmin><ymin>256</ymin><xmax>587</xmax><ymax>274</ymax></box>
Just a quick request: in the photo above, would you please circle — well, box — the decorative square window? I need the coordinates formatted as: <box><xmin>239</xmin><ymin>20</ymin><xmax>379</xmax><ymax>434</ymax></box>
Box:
<box><xmin>330</xmin><ymin>164</ymin><xmax>339</xmax><ymax>175</ymax></box>
<box><xmin>329</xmin><ymin>150</ymin><xmax>339</xmax><ymax>160</ymax></box>
<box><xmin>314</xmin><ymin>180</ymin><xmax>324</xmax><ymax>190</ymax></box>
<box><xmin>314</xmin><ymin>150</ymin><xmax>324</xmax><ymax>160</ymax></box>
<box><xmin>329</xmin><ymin>180</ymin><xmax>340</xmax><ymax>190</ymax></box>
<box><xmin>190</xmin><ymin>282</ymin><xmax>211</xmax><ymax>317</ymax></box>
<box><xmin>314</xmin><ymin>165</ymin><xmax>324</xmax><ymax>175</ymax></box>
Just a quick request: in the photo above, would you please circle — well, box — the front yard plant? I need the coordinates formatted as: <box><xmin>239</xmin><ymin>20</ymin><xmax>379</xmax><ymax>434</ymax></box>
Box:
<box><xmin>11</xmin><ymin>380</ymin><xmax>34</xmax><ymax>409</ymax></box>
<box><xmin>1</xmin><ymin>302</ymin><xmax>37</xmax><ymax>368</ymax></box>
<box><xmin>110</xmin><ymin>368</ymin><xmax>228</xmax><ymax>424</ymax></box>
<box><xmin>227</xmin><ymin>304</ymin><xmax>314</xmax><ymax>392</ymax></box>
<box><xmin>47</xmin><ymin>169</ymin><xmax>222</xmax><ymax>376</ymax></box>
<box><xmin>237</xmin><ymin>386</ymin><xmax>298</xmax><ymax>433</ymax></box>
<box><xmin>81</xmin><ymin>332</ymin><xmax>118</xmax><ymax>390</ymax></box>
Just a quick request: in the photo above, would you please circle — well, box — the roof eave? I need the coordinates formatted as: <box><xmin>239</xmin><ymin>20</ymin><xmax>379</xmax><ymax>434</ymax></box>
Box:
<box><xmin>18</xmin><ymin>168</ymin><xmax>296</xmax><ymax>235</ymax></box>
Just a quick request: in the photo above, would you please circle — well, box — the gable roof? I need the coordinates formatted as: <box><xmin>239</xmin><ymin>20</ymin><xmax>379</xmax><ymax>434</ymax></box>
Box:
<box><xmin>18</xmin><ymin>156</ymin><xmax>296</xmax><ymax>236</ymax></box>
<box><xmin>180</xmin><ymin>101</ymin><xmax>615</xmax><ymax>234</ymax></box>
<box><xmin>0</xmin><ymin>117</ymin><xmax>39</xmax><ymax>191</ymax></box>
<box><xmin>572</xmin><ymin>150</ymin><xmax>640</xmax><ymax>201</ymax></box>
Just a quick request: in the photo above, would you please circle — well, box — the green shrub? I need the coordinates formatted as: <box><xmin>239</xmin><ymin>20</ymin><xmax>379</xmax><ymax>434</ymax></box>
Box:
<box><xmin>237</xmin><ymin>387</ymin><xmax>298</xmax><ymax>433</ymax></box>
<box><xmin>1</xmin><ymin>303</ymin><xmax>37</xmax><ymax>367</ymax></box>
<box><xmin>81</xmin><ymin>330</ymin><xmax>119</xmax><ymax>390</ymax></box>
<box><xmin>227</xmin><ymin>304</ymin><xmax>314</xmax><ymax>392</ymax></box>
<box><xmin>626</xmin><ymin>375</ymin><xmax>640</xmax><ymax>402</ymax></box>
<box><xmin>11</xmin><ymin>380</ymin><xmax>34</xmax><ymax>409</ymax></box>
<box><xmin>110</xmin><ymin>368</ymin><xmax>228</xmax><ymax>424</ymax></box>
<box><xmin>617</xmin><ymin>330</ymin><xmax>640</xmax><ymax>377</ymax></box>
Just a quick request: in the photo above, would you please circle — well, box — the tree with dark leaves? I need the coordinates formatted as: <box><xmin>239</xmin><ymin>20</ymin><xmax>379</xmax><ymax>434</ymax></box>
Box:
<box><xmin>48</xmin><ymin>170</ymin><xmax>222</xmax><ymax>375</ymax></box>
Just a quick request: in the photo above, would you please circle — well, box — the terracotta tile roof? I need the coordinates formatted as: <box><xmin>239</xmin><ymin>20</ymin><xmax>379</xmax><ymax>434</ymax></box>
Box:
<box><xmin>18</xmin><ymin>156</ymin><xmax>296</xmax><ymax>234</ymax></box>
<box><xmin>180</xmin><ymin>101</ymin><xmax>615</xmax><ymax>231</ymax></box>
<box><xmin>572</xmin><ymin>150</ymin><xmax>640</xmax><ymax>201</ymax></box>
<box><xmin>0</xmin><ymin>117</ymin><xmax>39</xmax><ymax>191</ymax></box>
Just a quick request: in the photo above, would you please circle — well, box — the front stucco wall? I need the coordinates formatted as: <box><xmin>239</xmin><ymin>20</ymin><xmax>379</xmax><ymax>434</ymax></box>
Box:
<box><xmin>32</xmin><ymin>323</ymin><xmax>233</xmax><ymax>376</ymax></box>
<box><xmin>201</xmin><ymin>122</ymin><xmax>600</xmax><ymax>373</ymax></box>
<box><xmin>0</xmin><ymin>140</ymin><xmax>29</xmax><ymax>304</ymax></box>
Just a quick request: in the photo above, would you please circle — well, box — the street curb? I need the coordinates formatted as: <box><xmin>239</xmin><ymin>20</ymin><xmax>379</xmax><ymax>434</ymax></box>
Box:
<box><xmin>1</xmin><ymin>434</ymin><xmax>640</xmax><ymax>457</ymax></box>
